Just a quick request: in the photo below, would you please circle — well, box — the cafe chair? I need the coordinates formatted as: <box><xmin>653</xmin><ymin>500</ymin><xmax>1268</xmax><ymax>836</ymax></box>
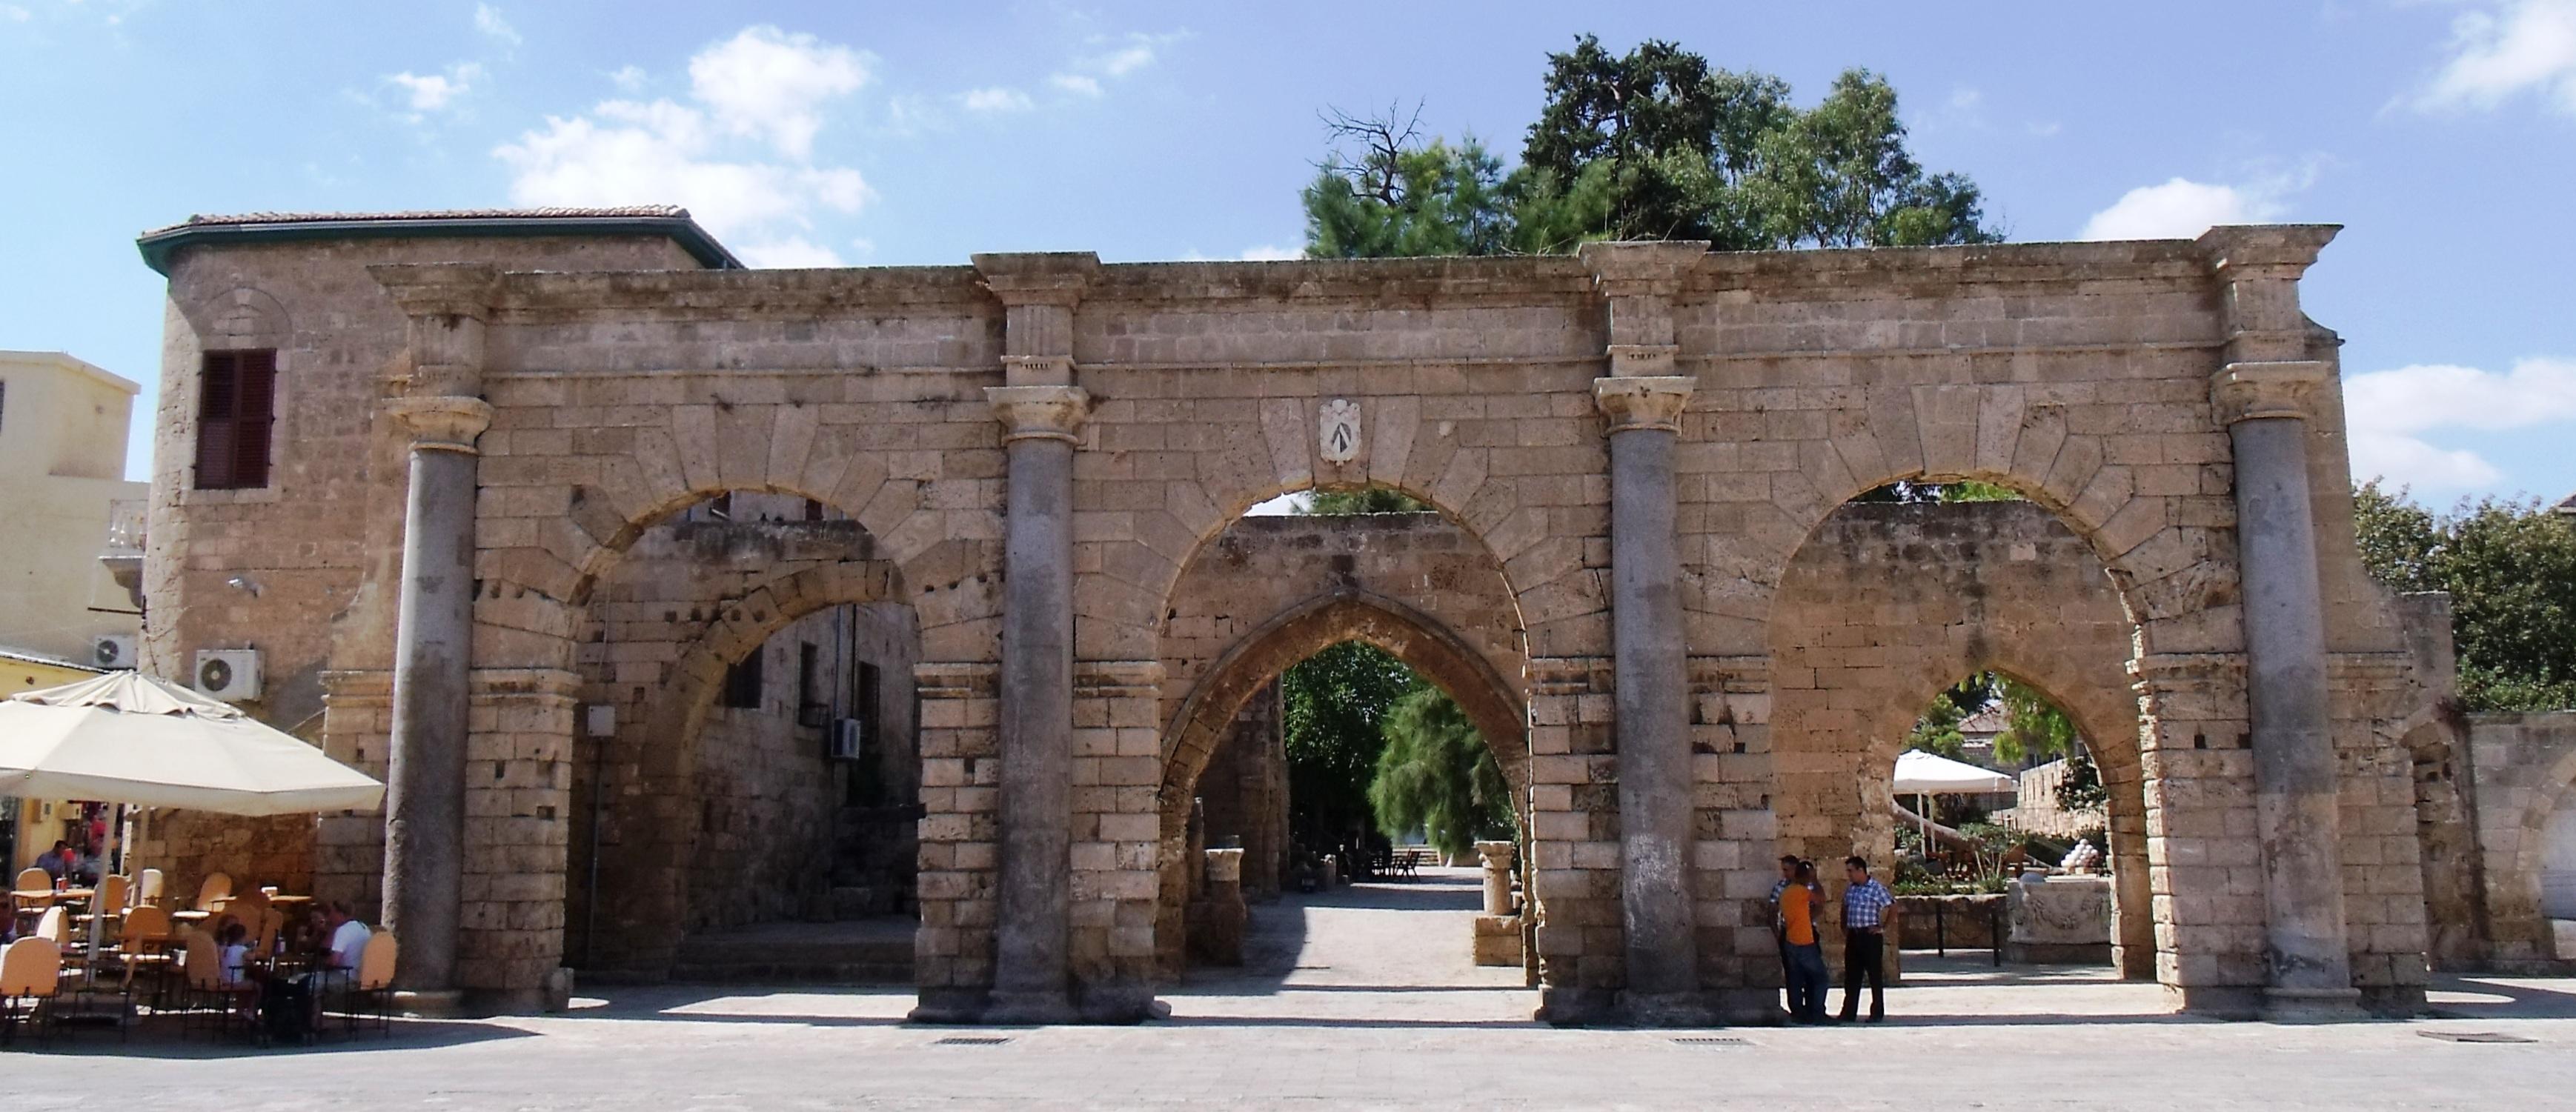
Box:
<box><xmin>0</xmin><ymin>936</ymin><xmax>63</xmax><ymax>1045</ymax></box>
<box><xmin>339</xmin><ymin>931</ymin><xmax>398</xmax><ymax>1036</ymax></box>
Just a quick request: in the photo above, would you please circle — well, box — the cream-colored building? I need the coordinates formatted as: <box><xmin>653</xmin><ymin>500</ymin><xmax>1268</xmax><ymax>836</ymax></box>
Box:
<box><xmin>0</xmin><ymin>350</ymin><xmax>147</xmax><ymax>665</ymax></box>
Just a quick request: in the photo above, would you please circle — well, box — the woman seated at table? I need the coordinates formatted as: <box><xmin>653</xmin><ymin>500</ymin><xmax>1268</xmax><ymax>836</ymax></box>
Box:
<box><xmin>216</xmin><ymin>919</ymin><xmax>262</xmax><ymax>1018</ymax></box>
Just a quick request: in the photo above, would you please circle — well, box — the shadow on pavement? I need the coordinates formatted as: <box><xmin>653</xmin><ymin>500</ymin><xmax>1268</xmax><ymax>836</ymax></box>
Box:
<box><xmin>2426</xmin><ymin>975</ymin><xmax>2576</xmax><ymax>1020</ymax></box>
<box><xmin>0</xmin><ymin>1016</ymin><xmax>530</xmax><ymax>1058</ymax></box>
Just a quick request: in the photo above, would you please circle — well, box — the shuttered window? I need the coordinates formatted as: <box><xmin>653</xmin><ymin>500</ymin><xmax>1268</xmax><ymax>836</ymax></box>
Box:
<box><xmin>193</xmin><ymin>350</ymin><xmax>276</xmax><ymax>489</ymax></box>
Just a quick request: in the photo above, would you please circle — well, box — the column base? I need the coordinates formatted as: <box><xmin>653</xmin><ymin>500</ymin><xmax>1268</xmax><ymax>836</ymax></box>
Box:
<box><xmin>906</xmin><ymin>988</ymin><xmax>989</xmax><ymax>1025</ymax></box>
<box><xmin>391</xmin><ymin>989</ymin><xmax>467</xmax><ymax>1019</ymax></box>
<box><xmin>2260</xmin><ymin>985</ymin><xmax>2368</xmax><ymax>1023</ymax></box>
<box><xmin>980</xmin><ymin>989</ymin><xmax>1080</xmax><ymax>1025</ymax></box>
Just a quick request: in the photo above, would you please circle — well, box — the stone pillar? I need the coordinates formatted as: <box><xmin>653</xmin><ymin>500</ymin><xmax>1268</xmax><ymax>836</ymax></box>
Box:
<box><xmin>2202</xmin><ymin>224</ymin><xmax>2361</xmax><ymax>1020</ymax></box>
<box><xmin>973</xmin><ymin>251</ymin><xmax>1099</xmax><ymax>1022</ymax></box>
<box><xmin>1477</xmin><ymin>839</ymin><xmax>1516</xmax><ymax>916</ymax></box>
<box><xmin>1581</xmin><ymin>239</ymin><xmax>1710</xmax><ymax>1025</ymax></box>
<box><xmin>1188</xmin><ymin>848</ymin><xmax>1246</xmax><ymax>967</ymax></box>
<box><xmin>371</xmin><ymin>264</ymin><xmax>499</xmax><ymax>1011</ymax></box>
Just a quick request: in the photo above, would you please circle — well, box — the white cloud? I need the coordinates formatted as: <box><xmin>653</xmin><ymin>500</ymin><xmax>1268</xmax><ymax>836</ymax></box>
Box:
<box><xmin>1087</xmin><ymin>30</ymin><xmax>1184</xmax><ymax>77</ymax></box>
<box><xmin>1237</xmin><ymin>244</ymin><xmax>1301</xmax><ymax>261</ymax></box>
<box><xmin>1049</xmin><ymin>73</ymin><xmax>1103</xmax><ymax>97</ymax></box>
<box><xmin>608</xmin><ymin>64</ymin><xmax>645</xmax><ymax>93</ymax></box>
<box><xmin>687</xmin><ymin>24</ymin><xmax>871</xmax><ymax>160</ymax></box>
<box><xmin>2414</xmin><ymin>0</ymin><xmax>2576</xmax><ymax>115</ymax></box>
<box><xmin>960</xmin><ymin>87</ymin><xmax>1032</xmax><ymax>113</ymax></box>
<box><xmin>2345</xmin><ymin>358</ymin><xmax>2576</xmax><ymax>493</ymax></box>
<box><xmin>473</xmin><ymin>3</ymin><xmax>519</xmax><ymax>47</ymax></box>
<box><xmin>734</xmin><ymin>235</ymin><xmax>843</xmax><ymax>269</ymax></box>
<box><xmin>1</xmin><ymin>5</ymin><xmax>30</xmax><ymax>21</ymax></box>
<box><xmin>494</xmin><ymin>27</ymin><xmax>875</xmax><ymax>265</ymax></box>
<box><xmin>385</xmin><ymin>62</ymin><xmax>485</xmax><ymax>113</ymax></box>
<box><xmin>2078</xmin><ymin>177</ymin><xmax>2282</xmax><ymax>240</ymax></box>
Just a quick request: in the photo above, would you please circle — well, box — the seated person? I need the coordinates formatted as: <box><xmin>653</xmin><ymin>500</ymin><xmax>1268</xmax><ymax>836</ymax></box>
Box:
<box><xmin>37</xmin><ymin>841</ymin><xmax>72</xmax><ymax>883</ymax></box>
<box><xmin>316</xmin><ymin>902</ymin><xmax>371</xmax><ymax>988</ymax></box>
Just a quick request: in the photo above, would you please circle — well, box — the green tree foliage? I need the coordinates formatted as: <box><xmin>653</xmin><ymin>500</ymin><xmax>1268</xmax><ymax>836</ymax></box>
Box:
<box><xmin>1903</xmin><ymin>676</ymin><xmax>1990</xmax><ymax>760</ymax></box>
<box><xmin>1305</xmin><ymin>487</ymin><xmax>1427</xmax><ymax>514</ymax></box>
<box><xmin>1989</xmin><ymin>677</ymin><xmax>2077</xmax><ymax>765</ymax></box>
<box><xmin>1280</xmin><ymin>641</ymin><xmax>1422</xmax><ymax>848</ymax></box>
<box><xmin>2354</xmin><ymin>482</ymin><xmax>2576</xmax><ymax>710</ymax></box>
<box><xmin>1368</xmin><ymin>687</ymin><xmax>1516</xmax><ymax>858</ymax></box>
<box><xmin>1301</xmin><ymin>37</ymin><xmax>2000</xmax><ymax>259</ymax></box>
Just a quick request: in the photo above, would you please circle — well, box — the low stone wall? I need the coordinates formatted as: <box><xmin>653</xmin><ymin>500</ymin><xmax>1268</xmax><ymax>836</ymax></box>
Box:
<box><xmin>1893</xmin><ymin>894</ymin><xmax>2005</xmax><ymax>950</ymax></box>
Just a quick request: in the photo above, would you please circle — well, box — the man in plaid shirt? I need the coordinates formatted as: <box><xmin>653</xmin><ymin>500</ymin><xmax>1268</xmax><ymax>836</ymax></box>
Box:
<box><xmin>1839</xmin><ymin>856</ymin><xmax>1895</xmax><ymax>1022</ymax></box>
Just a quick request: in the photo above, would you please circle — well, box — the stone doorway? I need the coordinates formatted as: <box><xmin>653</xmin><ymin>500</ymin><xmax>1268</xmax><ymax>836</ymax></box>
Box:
<box><xmin>1150</xmin><ymin>503</ymin><xmax>1537</xmax><ymax>1016</ymax></box>
<box><xmin>563</xmin><ymin>489</ymin><xmax>924</xmax><ymax>982</ymax></box>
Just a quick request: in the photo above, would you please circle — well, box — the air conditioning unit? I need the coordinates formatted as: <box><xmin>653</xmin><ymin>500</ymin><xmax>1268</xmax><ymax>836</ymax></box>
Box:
<box><xmin>194</xmin><ymin>648</ymin><xmax>262</xmax><ymax>702</ymax></box>
<box><xmin>91</xmin><ymin>633</ymin><xmax>138</xmax><ymax>670</ymax></box>
<box><xmin>828</xmin><ymin>718</ymin><xmax>867</xmax><ymax>762</ymax></box>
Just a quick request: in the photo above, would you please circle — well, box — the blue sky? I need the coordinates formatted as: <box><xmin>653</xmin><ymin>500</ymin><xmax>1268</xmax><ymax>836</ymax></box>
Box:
<box><xmin>3</xmin><ymin>1</ymin><xmax>2571</xmax><ymax>509</ymax></box>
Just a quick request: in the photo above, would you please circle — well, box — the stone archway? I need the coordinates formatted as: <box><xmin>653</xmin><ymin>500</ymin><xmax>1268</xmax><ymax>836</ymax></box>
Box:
<box><xmin>1150</xmin><ymin>590</ymin><xmax>1531</xmax><ymax>979</ymax></box>
<box><xmin>559</xmin><ymin>487</ymin><xmax>918</xmax><ymax>976</ymax></box>
<box><xmin>1765</xmin><ymin>499</ymin><xmax>2157</xmax><ymax>979</ymax></box>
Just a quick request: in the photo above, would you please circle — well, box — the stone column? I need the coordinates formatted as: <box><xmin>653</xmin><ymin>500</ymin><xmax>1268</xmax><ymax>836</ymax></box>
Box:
<box><xmin>1476</xmin><ymin>840</ymin><xmax>1516</xmax><ymax>916</ymax></box>
<box><xmin>2215</xmin><ymin>360</ymin><xmax>2360</xmax><ymax>1018</ymax></box>
<box><xmin>974</xmin><ymin>251</ymin><xmax>1099</xmax><ymax>1022</ymax></box>
<box><xmin>371</xmin><ymin>264</ymin><xmax>499</xmax><ymax>1010</ymax></box>
<box><xmin>1581</xmin><ymin>238</ymin><xmax>1710</xmax><ymax>1024</ymax></box>
<box><xmin>381</xmin><ymin>393</ymin><xmax>491</xmax><ymax>1003</ymax></box>
<box><xmin>2201</xmin><ymin>224</ymin><xmax>2360</xmax><ymax>1019</ymax></box>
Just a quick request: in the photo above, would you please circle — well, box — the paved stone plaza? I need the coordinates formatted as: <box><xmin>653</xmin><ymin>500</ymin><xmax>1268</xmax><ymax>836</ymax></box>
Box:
<box><xmin>14</xmin><ymin>870</ymin><xmax>2574</xmax><ymax>1109</ymax></box>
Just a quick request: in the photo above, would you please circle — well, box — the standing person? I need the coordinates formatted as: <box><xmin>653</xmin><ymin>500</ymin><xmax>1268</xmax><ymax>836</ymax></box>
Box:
<box><xmin>1839</xmin><ymin>856</ymin><xmax>1896</xmax><ymax>1022</ymax></box>
<box><xmin>1767</xmin><ymin>854</ymin><xmax>1800</xmax><ymax>1008</ymax></box>
<box><xmin>1780</xmin><ymin>860</ymin><xmax>1829</xmax><ymax>1022</ymax></box>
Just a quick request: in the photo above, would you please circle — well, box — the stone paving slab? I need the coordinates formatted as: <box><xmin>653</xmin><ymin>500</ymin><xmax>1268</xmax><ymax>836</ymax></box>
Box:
<box><xmin>11</xmin><ymin>872</ymin><xmax>2570</xmax><ymax>1109</ymax></box>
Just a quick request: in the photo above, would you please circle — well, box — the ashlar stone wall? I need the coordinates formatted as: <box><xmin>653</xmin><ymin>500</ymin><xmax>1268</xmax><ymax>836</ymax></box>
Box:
<box><xmin>142</xmin><ymin>220</ymin><xmax>2441</xmax><ymax>1022</ymax></box>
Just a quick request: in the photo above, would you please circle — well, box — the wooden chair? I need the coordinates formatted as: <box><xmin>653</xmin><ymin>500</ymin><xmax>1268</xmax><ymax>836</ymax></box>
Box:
<box><xmin>337</xmin><ymin>931</ymin><xmax>398</xmax><ymax>1036</ymax></box>
<box><xmin>194</xmin><ymin>872</ymin><xmax>233</xmax><ymax>911</ymax></box>
<box><xmin>93</xmin><ymin>874</ymin><xmax>129</xmax><ymax>917</ymax></box>
<box><xmin>179</xmin><ymin>930</ymin><xmax>254</xmax><ymax>1039</ymax></box>
<box><xmin>133</xmin><ymin>868</ymin><xmax>165</xmax><ymax>910</ymax></box>
<box><xmin>10</xmin><ymin>867</ymin><xmax>53</xmax><ymax>934</ymax></box>
<box><xmin>112</xmin><ymin>905</ymin><xmax>179</xmax><ymax>1008</ymax></box>
<box><xmin>0</xmin><ymin>936</ymin><xmax>62</xmax><ymax>1045</ymax></box>
<box><xmin>13</xmin><ymin>865</ymin><xmax>48</xmax><ymax>892</ymax></box>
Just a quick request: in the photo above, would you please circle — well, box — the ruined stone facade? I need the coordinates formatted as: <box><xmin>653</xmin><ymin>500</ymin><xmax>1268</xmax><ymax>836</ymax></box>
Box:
<box><xmin>133</xmin><ymin>210</ymin><xmax>2443</xmax><ymax>1022</ymax></box>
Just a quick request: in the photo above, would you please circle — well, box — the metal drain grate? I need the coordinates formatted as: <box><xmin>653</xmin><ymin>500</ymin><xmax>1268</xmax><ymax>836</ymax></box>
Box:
<box><xmin>2420</xmin><ymin>1031</ymin><xmax>2535</xmax><ymax>1044</ymax></box>
<box><xmin>1673</xmin><ymin>1036</ymin><xmax>1749</xmax><ymax>1045</ymax></box>
<box><xmin>934</xmin><ymin>1036</ymin><xmax>1013</xmax><ymax>1046</ymax></box>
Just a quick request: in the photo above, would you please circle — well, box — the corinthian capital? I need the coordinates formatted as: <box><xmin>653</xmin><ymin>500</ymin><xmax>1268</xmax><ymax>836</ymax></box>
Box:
<box><xmin>986</xmin><ymin>384</ymin><xmax>1091</xmax><ymax>445</ymax></box>
<box><xmin>2210</xmin><ymin>361</ymin><xmax>2329</xmax><ymax>425</ymax></box>
<box><xmin>1593</xmin><ymin>376</ymin><xmax>1696</xmax><ymax>435</ymax></box>
<box><xmin>385</xmin><ymin>395</ymin><xmax>494</xmax><ymax>454</ymax></box>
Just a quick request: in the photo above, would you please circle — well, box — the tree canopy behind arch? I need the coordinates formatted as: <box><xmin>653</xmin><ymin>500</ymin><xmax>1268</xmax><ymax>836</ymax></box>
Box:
<box><xmin>1302</xmin><ymin>34</ymin><xmax>2002</xmax><ymax>259</ymax></box>
<box><xmin>2353</xmin><ymin>482</ymin><xmax>2576</xmax><ymax>711</ymax></box>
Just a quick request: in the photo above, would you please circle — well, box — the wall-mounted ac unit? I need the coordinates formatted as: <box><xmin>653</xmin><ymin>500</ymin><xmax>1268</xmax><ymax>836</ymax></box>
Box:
<box><xmin>829</xmin><ymin>717</ymin><xmax>867</xmax><ymax>762</ymax></box>
<box><xmin>91</xmin><ymin>633</ymin><xmax>138</xmax><ymax>670</ymax></box>
<box><xmin>194</xmin><ymin>648</ymin><xmax>262</xmax><ymax>702</ymax></box>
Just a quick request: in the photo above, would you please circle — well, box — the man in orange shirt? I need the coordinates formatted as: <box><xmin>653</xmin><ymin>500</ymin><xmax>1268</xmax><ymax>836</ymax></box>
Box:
<box><xmin>1779</xmin><ymin>860</ymin><xmax>1830</xmax><ymax>1022</ymax></box>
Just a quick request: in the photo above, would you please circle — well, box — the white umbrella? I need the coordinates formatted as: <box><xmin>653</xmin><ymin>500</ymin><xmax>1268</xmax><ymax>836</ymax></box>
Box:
<box><xmin>1893</xmin><ymin>749</ymin><xmax>2017</xmax><ymax>796</ymax></box>
<box><xmin>1893</xmin><ymin>749</ymin><xmax>2018</xmax><ymax>852</ymax></box>
<box><xmin>0</xmin><ymin>670</ymin><xmax>384</xmax><ymax>988</ymax></box>
<box><xmin>0</xmin><ymin>671</ymin><xmax>383</xmax><ymax>815</ymax></box>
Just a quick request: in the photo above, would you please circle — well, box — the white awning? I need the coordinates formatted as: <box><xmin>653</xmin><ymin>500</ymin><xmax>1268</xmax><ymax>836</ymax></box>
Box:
<box><xmin>0</xmin><ymin>671</ymin><xmax>383</xmax><ymax>816</ymax></box>
<box><xmin>1893</xmin><ymin>748</ymin><xmax>2017</xmax><ymax>796</ymax></box>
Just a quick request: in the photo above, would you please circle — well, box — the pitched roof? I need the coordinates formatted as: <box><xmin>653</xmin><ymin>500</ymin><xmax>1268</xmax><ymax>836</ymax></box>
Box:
<box><xmin>136</xmin><ymin>207</ymin><xmax>740</xmax><ymax>273</ymax></box>
<box><xmin>1957</xmin><ymin>705</ymin><xmax>2010</xmax><ymax>736</ymax></box>
<box><xmin>2555</xmin><ymin>490</ymin><xmax>2575</xmax><ymax>516</ymax></box>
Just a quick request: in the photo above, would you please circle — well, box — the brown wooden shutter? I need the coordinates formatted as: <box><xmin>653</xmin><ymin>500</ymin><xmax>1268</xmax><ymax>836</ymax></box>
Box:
<box><xmin>193</xmin><ymin>353</ymin><xmax>239</xmax><ymax>488</ymax></box>
<box><xmin>231</xmin><ymin>350</ymin><xmax>276</xmax><ymax>487</ymax></box>
<box><xmin>191</xmin><ymin>350</ymin><xmax>277</xmax><ymax>490</ymax></box>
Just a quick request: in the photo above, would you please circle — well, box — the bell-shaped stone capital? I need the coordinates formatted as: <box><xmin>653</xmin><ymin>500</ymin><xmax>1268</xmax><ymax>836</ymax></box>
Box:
<box><xmin>385</xmin><ymin>395</ymin><xmax>494</xmax><ymax>453</ymax></box>
<box><xmin>2211</xmin><ymin>361</ymin><xmax>2329</xmax><ymax>425</ymax></box>
<box><xmin>1474</xmin><ymin>840</ymin><xmax>1516</xmax><ymax>867</ymax></box>
<box><xmin>986</xmin><ymin>384</ymin><xmax>1091</xmax><ymax>444</ymax></box>
<box><xmin>1593</xmin><ymin>375</ymin><xmax>1696</xmax><ymax>434</ymax></box>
